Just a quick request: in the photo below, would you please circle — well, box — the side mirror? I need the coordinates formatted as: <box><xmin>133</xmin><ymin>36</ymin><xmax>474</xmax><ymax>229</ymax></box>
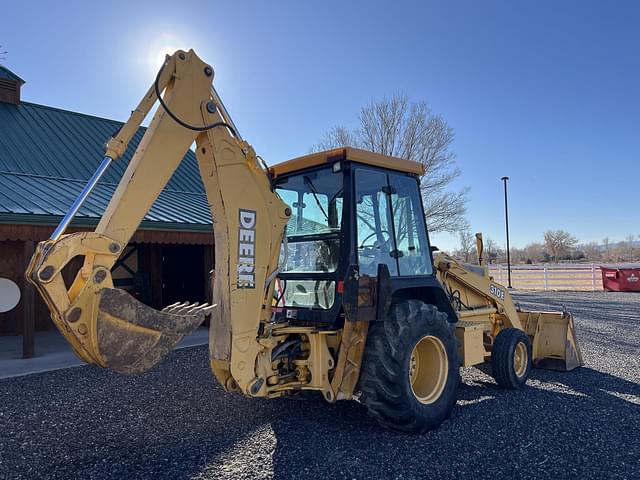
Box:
<box><xmin>430</xmin><ymin>246</ymin><xmax>439</xmax><ymax>253</ymax></box>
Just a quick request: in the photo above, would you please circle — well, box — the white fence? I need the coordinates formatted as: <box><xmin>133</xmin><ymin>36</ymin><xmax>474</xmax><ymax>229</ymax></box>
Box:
<box><xmin>489</xmin><ymin>264</ymin><xmax>603</xmax><ymax>291</ymax></box>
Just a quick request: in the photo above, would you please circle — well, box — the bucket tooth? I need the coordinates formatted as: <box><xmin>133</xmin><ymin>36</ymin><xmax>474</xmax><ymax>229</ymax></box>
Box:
<box><xmin>97</xmin><ymin>288</ymin><xmax>205</xmax><ymax>374</ymax></box>
<box><xmin>162</xmin><ymin>302</ymin><xmax>182</xmax><ymax>312</ymax></box>
<box><xmin>190</xmin><ymin>303</ymin><xmax>216</xmax><ymax>315</ymax></box>
<box><xmin>174</xmin><ymin>302</ymin><xmax>200</xmax><ymax>314</ymax></box>
<box><xmin>161</xmin><ymin>301</ymin><xmax>216</xmax><ymax>316</ymax></box>
<box><xmin>162</xmin><ymin>301</ymin><xmax>189</xmax><ymax>313</ymax></box>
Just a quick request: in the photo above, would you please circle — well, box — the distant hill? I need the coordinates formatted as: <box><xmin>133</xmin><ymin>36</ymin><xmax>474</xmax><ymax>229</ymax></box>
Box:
<box><xmin>579</xmin><ymin>240</ymin><xmax>640</xmax><ymax>251</ymax></box>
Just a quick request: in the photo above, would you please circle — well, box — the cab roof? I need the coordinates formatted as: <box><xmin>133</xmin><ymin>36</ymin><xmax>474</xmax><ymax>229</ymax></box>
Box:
<box><xmin>270</xmin><ymin>147</ymin><xmax>425</xmax><ymax>178</ymax></box>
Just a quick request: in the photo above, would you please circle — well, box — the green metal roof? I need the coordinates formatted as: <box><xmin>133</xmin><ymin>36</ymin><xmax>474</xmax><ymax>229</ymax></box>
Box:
<box><xmin>0</xmin><ymin>101</ymin><xmax>212</xmax><ymax>229</ymax></box>
<box><xmin>0</xmin><ymin>66</ymin><xmax>24</xmax><ymax>84</ymax></box>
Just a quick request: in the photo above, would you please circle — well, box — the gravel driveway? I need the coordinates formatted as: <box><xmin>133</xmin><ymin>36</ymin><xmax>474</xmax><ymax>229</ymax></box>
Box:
<box><xmin>1</xmin><ymin>291</ymin><xmax>638</xmax><ymax>479</ymax></box>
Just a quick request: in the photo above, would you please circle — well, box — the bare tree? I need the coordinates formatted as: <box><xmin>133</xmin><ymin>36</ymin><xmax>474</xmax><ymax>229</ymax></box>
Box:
<box><xmin>602</xmin><ymin>237</ymin><xmax>611</xmax><ymax>262</ymax></box>
<box><xmin>314</xmin><ymin>126</ymin><xmax>357</xmax><ymax>151</ymax></box>
<box><xmin>484</xmin><ymin>237</ymin><xmax>504</xmax><ymax>264</ymax></box>
<box><xmin>457</xmin><ymin>229</ymin><xmax>476</xmax><ymax>263</ymax></box>
<box><xmin>511</xmin><ymin>245</ymin><xmax>540</xmax><ymax>264</ymax></box>
<box><xmin>625</xmin><ymin>234</ymin><xmax>636</xmax><ymax>261</ymax></box>
<box><xmin>544</xmin><ymin>230</ymin><xmax>578</xmax><ymax>262</ymax></box>
<box><xmin>313</xmin><ymin>94</ymin><xmax>468</xmax><ymax>233</ymax></box>
<box><xmin>523</xmin><ymin>242</ymin><xmax>547</xmax><ymax>263</ymax></box>
<box><xmin>581</xmin><ymin>242</ymin><xmax>602</xmax><ymax>262</ymax></box>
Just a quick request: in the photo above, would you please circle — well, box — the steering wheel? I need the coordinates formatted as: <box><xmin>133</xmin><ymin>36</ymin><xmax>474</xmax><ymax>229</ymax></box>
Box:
<box><xmin>359</xmin><ymin>230</ymin><xmax>391</xmax><ymax>255</ymax></box>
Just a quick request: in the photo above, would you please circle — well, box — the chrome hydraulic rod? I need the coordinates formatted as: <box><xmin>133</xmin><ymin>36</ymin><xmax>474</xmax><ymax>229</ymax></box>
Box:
<box><xmin>49</xmin><ymin>156</ymin><xmax>113</xmax><ymax>241</ymax></box>
<box><xmin>211</xmin><ymin>86</ymin><xmax>242</xmax><ymax>140</ymax></box>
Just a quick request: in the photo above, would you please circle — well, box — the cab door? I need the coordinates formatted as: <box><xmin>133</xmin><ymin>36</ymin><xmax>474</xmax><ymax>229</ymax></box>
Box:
<box><xmin>354</xmin><ymin>167</ymin><xmax>432</xmax><ymax>278</ymax></box>
<box><xmin>354</xmin><ymin>168</ymin><xmax>398</xmax><ymax>277</ymax></box>
<box><xmin>387</xmin><ymin>172</ymin><xmax>433</xmax><ymax>276</ymax></box>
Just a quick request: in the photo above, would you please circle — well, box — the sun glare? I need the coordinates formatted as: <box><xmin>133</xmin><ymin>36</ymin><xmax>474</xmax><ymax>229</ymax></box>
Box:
<box><xmin>146</xmin><ymin>34</ymin><xmax>188</xmax><ymax>74</ymax></box>
<box><xmin>154</xmin><ymin>45</ymin><xmax>179</xmax><ymax>69</ymax></box>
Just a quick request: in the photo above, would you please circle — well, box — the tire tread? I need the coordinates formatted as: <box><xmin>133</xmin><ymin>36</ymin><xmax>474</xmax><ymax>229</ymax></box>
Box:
<box><xmin>358</xmin><ymin>300</ymin><xmax>459</xmax><ymax>433</ymax></box>
<box><xmin>491</xmin><ymin>328</ymin><xmax>532</xmax><ymax>389</ymax></box>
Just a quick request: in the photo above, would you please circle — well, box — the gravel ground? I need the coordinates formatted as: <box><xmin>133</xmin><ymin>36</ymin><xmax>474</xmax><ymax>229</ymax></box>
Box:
<box><xmin>1</xmin><ymin>291</ymin><xmax>638</xmax><ymax>480</ymax></box>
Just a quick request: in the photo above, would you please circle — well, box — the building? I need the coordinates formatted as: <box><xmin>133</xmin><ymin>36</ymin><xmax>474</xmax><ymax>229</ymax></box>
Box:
<box><xmin>0</xmin><ymin>66</ymin><xmax>214</xmax><ymax>358</ymax></box>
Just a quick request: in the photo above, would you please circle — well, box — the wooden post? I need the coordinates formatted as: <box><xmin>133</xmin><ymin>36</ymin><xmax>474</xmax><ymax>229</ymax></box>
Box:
<box><xmin>203</xmin><ymin>245</ymin><xmax>214</xmax><ymax>304</ymax></box>
<box><xmin>22</xmin><ymin>240</ymin><xmax>36</xmax><ymax>359</ymax></box>
<box><xmin>150</xmin><ymin>244</ymin><xmax>164</xmax><ymax>309</ymax></box>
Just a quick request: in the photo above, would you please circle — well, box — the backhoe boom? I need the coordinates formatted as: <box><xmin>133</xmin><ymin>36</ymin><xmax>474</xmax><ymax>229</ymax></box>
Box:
<box><xmin>26</xmin><ymin>50</ymin><xmax>290</xmax><ymax>396</ymax></box>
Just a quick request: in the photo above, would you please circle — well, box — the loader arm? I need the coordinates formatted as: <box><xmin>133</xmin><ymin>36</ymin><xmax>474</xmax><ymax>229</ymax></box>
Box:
<box><xmin>26</xmin><ymin>50</ymin><xmax>290</xmax><ymax>395</ymax></box>
<box><xmin>433</xmin><ymin>248</ymin><xmax>583</xmax><ymax>371</ymax></box>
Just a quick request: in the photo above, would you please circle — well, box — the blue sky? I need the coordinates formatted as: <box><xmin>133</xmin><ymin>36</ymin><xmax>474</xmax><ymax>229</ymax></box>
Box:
<box><xmin>2</xmin><ymin>0</ymin><xmax>638</xmax><ymax>250</ymax></box>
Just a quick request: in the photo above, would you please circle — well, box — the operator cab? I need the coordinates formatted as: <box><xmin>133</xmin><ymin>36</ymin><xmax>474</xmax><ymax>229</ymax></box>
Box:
<box><xmin>272</xmin><ymin>147</ymin><xmax>437</xmax><ymax>326</ymax></box>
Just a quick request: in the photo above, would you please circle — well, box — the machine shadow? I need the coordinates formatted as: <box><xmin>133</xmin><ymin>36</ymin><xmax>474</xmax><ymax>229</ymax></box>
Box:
<box><xmin>461</xmin><ymin>362</ymin><xmax>640</xmax><ymax>403</ymax></box>
<box><xmin>105</xmin><ymin>358</ymin><xmax>638</xmax><ymax>479</ymax></box>
<box><xmin>264</xmin><ymin>365</ymin><xmax>639</xmax><ymax>479</ymax></box>
<box><xmin>3</xmin><ymin>347</ymin><xmax>637</xmax><ymax>480</ymax></box>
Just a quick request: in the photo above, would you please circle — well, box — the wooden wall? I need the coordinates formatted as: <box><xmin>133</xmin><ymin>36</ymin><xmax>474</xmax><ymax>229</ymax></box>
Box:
<box><xmin>0</xmin><ymin>241</ymin><xmax>52</xmax><ymax>336</ymax></box>
<box><xmin>0</xmin><ymin>240</ymin><xmax>84</xmax><ymax>338</ymax></box>
<box><xmin>0</xmin><ymin>241</ymin><xmax>25</xmax><ymax>335</ymax></box>
<box><xmin>0</xmin><ymin>235</ymin><xmax>214</xmax><ymax>358</ymax></box>
<box><xmin>0</xmin><ymin>79</ymin><xmax>21</xmax><ymax>104</ymax></box>
<box><xmin>0</xmin><ymin>221</ymin><xmax>214</xmax><ymax>357</ymax></box>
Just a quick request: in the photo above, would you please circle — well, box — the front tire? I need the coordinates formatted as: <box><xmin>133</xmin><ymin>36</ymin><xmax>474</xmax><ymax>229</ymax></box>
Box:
<box><xmin>491</xmin><ymin>328</ymin><xmax>532</xmax><ymax>389</ymax></box>
<box><xmin>358</xmin><ymin>300</ymin><xmax>459</xmax><ymax>433</ymax></box>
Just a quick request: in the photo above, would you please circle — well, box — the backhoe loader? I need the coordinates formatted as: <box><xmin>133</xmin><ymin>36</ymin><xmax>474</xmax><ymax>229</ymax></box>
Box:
<box><xmin>26</xmin><ymin>50</ymin><xmax>582</xmax><ymax>433</ymax></box>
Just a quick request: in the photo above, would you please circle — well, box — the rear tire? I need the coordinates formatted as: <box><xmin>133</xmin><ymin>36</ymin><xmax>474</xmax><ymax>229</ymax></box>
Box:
<box><xmin>491</xmin><ymin>328</ymin><xmax>532</xmax><ymax>389</ymax></box>
<box><xmin>358</xmin><ymin>300</ymin><xmax>459</xmax><ymax>433</ymax></box>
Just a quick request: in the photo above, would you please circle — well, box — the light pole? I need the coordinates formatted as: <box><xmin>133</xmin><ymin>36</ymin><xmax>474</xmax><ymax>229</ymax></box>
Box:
<box><xmin>501</xmin><ymin>176</ymin><xmax>512</xmax><ymax>289</ymax></box>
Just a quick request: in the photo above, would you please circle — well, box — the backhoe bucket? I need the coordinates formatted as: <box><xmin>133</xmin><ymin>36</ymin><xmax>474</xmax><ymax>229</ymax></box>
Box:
<box><xmin>520</xmin><ymin>310</ymin><xmax>584</xmax><ymax>371</ymax></box>
<box><xmin>95</xmin><ymin>288</ymin><xmax>207</xmax><ymax>374</ymax></box>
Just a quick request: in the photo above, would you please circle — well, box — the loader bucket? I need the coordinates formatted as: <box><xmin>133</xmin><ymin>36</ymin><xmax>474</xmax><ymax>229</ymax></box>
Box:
<box><xmin>95</xmin><ymin>288</ymin><xmax>207</xmax><ymax>374</ymax></box>
<box><xmin>520</xmin><ymin>311</ymin><xmax>584</xmax><ymax>371</ymax></box>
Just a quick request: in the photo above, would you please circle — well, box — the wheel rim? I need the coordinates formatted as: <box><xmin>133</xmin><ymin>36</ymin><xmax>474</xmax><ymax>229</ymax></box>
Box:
<box><xmin>513</xmin><ymin>341</ymin><xmax>528</xmax><ymax>378</ymax></box>
<box><xmin>409</xmin><ymin>335</ymin><xmax>448</xmax><ymax>405</ymax></box>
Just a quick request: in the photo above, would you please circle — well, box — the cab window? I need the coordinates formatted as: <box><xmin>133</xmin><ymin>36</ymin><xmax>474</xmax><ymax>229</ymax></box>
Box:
<box><xmin>355</xmin><ymin>168</ymin><xmax>432</xmax><ymax>277</ymax></box>
<box><xmin>388</xmin><ymin>174</ymin><xmax>432</xmax><ymax>276</ymax></box>
<box><xmin>275</xmin><ymin>166</ymin><xmax>343</xmax><ymax>309</ymax></box>
<box><xmin>354</xmin><ymin>169</ymin><xmax>398</xmax><ymax>277</ymax></box>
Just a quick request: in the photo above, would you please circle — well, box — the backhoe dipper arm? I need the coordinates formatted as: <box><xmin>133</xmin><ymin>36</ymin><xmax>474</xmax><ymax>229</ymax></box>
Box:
<box><xmin>26</xmin><ymin>50</ymin><xmax>290</xmax><ymax>395</ymax></box>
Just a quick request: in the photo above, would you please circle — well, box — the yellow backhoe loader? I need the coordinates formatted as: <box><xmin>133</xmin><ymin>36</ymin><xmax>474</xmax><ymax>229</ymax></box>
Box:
<box><xmin>26</xmin><ymin>50</ymin><xmax>582</xmax><ymax>433</ymax></box>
